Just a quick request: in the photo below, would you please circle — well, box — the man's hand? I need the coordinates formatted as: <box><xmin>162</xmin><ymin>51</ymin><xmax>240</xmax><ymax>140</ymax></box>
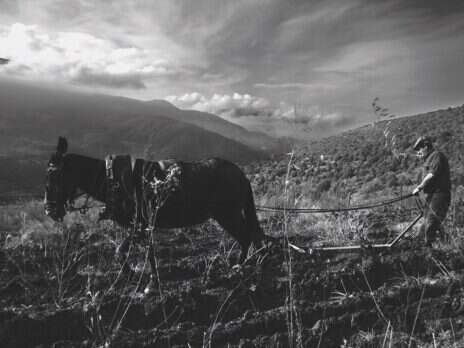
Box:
<box><xmin>412</xmin><ymin>186</ymin><xmax>421</xmax><ymax>195</ymax></box>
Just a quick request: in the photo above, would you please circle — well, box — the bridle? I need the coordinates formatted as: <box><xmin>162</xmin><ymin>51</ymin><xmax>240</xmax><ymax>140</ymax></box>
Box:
<box><xmin>45</xmin><ymin>156</ymin><xmax>107</xmax><ymax>219</ymax></box>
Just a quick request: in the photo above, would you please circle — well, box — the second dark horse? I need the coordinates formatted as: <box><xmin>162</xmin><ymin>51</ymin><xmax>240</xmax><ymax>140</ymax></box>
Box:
<box><xmin>44</xmin><ymin>137</ymin><xmax>265</xmax><ymax>282</ymax></box>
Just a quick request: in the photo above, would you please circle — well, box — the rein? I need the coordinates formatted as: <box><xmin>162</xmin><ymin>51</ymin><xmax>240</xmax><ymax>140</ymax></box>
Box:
<box><xmin>256</xmin><ymin>193</ymin><xmax>416</xmax><ymax>214</ymax></box>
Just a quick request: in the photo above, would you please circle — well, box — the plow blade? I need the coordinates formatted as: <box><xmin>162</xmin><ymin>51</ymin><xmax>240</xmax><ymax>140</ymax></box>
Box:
<box><xmin>289</xmin><ymin>213</ymin><xmax>423</xmax><ymax>255</ymax></box>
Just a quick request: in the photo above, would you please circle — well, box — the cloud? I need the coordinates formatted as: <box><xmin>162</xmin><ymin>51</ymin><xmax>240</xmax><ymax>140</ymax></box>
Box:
<box><xmin>315</xmin><ymin>40</ymin><xmax>411</xmax><ymax>73</ymax></box>
<box><xmin>0</xmin><ymin>0</ymin><xmax>19</xmax><ymax>17</ymax></box>
<box><xmin>71</xmin><ymin>67</ymin><xmax>146</xmax><ymax>89</ymax></box>
<box><xmin>0</xmin><ymin>23</ymin><xmax>187</xmax><ymax>89</ymax></box>
<box><xmin>166</xmin><ymin>92</ymin><xmax>273</xmax><ymax>118</ymax></box>
<box><xmin>166</xmin><ymin>92</ymin><xmax>354</xmax><ymax>139</ymax></box>
<box><xmin>1</xmin><ymin>1</ymin><xmax>464</xmax><ymax>138</ymax></box>
<box><xmin>219</xmin><ymin>108</ymin><xmax>353</xmax><ymax>140</ymax></box>
<box><xmin>0</xmin><ymin>57</ymin><xmax>10</xmax><ymax>65</ymax></box>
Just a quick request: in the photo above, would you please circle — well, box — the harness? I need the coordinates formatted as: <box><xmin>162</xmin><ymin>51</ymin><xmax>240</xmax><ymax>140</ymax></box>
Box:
<box><xmin>100</xmin><ymin>154</ymin><xmax>136</xmax><ymax>221</ymax></box>
<box><xmin>44</xmin><ymin>161</ymin><xmax>65</xmax><ymax>216</ymax></box>
<box><xmin>100</xmin><ymin>156</ymin><xmax>182</xmax><ymax>231</ymax></box>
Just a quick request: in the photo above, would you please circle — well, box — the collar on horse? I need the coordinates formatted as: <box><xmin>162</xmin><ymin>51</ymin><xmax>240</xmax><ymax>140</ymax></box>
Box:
<box><xmin>100</xmin><ymin>154</ymin><xmax>137</xmax><ymax>221</ymax></box>
<box><xmin>100</xmin><ymin>155</ymin><xmax>181</xmax><ymax>226</ymax></box>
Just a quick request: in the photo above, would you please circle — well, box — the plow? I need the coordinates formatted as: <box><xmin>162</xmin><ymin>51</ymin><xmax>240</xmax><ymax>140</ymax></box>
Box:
<box><xmin>258</xmin><ymin>194</ymin><xmax>464</xmax><ymax>318</ymax></box>
<box><xmin>257</xmin><ymin>193</ymin><xmax>426</xmax><ymax>254</ymax></box>
<box><xmin>289</xmin><ymin>212</ymin><xmax>423</xmax><ymax>254</ymax></box>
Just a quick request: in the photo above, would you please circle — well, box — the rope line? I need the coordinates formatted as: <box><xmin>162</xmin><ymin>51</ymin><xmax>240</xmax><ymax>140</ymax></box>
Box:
<box><xmin>256</xmin><ymin>193</ymin><xmax>415</xmax><ymax>214</ymax></box>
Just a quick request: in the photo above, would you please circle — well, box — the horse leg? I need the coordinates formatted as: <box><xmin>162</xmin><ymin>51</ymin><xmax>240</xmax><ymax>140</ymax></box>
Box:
<box><xmin>243</xmin><ymin>181</ymin><xmax>265</xmax><ymax>249</ymax></box>
<box><xmin>214</xmin><ymin>209</ymin><xmax>251</xmax><ymax>264</ymax></box>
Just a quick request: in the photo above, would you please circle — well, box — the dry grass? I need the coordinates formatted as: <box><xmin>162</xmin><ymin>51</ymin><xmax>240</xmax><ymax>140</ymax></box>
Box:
<box><xmin>2</xmin><ymin>178</ymin><xmax>464</xmax><ymax>347</ymax></box>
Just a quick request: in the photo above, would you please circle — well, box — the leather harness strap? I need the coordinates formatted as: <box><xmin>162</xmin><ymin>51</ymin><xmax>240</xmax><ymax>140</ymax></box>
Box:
<box><xmin>102</xmin><ymin>154</ymin><xmax>134</xmax><ymax>221</ymax></box>
<box><xmin>102</xmin><ymin>155</ymin><xmax>118</xmax><ymax>220</ymax></box>
<box><xmin>101</xmin><ymin>156</ymin><xmax>176</xmax><ymax>232</ymax></box>
<box><xmin>105</xmin><ymin>155</ymin><xmax>115</xmax><ymax>180</ymax></box>
<box><xmin>158</xmin><ymin>160</ymin><xmax>166</xmax><ymax>172</ymax></box>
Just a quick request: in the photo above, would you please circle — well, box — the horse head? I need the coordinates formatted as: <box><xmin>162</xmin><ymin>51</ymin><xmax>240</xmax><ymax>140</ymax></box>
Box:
<box><xmin>44</xmin><ymin>136</ymin><xmax>77</xmax><ymax>221</ymax></box>
<box><xmin>44</xmin><ymin>137</ymin><xmax>136</xmax><ymax>226</ymax></box>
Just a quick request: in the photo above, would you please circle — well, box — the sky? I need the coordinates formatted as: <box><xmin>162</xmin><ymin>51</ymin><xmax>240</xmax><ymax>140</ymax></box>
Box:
<box><xmin>1</xmin><ymin>0</ymin><xmax>463</xmax><ymax>139</ymax></box>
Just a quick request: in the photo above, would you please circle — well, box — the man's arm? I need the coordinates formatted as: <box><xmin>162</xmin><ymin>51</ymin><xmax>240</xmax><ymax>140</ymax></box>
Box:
<box><xmin>413</xmin><ymin>172</ymin><xmax>434</xmax><ymax>195</ymax></box>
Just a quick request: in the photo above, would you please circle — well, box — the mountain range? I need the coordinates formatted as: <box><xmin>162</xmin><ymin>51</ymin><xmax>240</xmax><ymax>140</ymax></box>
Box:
<box><xmin>3</xmin><ymin>77</ymin><xmax>462</xmax><ymax>200</ymax></box>
<box><xmin>0</xmin><ymin>78</ymin><xmax>287</xmax><ymax>197</ymax></box>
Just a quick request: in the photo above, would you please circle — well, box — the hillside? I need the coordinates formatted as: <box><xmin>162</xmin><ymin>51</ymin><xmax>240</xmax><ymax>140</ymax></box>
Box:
<box><xmin>143</xmin><ymin>99</ymin><xmax>287</xmax><ymax>153</ymax></box>
<box><xmin>0</xmin><ymin>79</ymin><xmax>270</xmax><ymax>197</ymax></box>
<box><xmin>247</xmin><ymin>104</ymin><xmax>464</xmax><ymax>206</ymax></box>
<box><xmin>3</xmin><ymin>103</ymin><xmax>464</xmax><ymax>347</ymax></box>
<box><xmin>0</xmin><ymin>79</ymin><xmax>279</xmax><ymax>155</ymax></box>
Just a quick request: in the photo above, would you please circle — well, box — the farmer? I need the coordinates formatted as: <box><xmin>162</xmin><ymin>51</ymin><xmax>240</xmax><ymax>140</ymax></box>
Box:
<box><xmin>412</xmin><ymin>136</ymin><xmax>451</xmax><ymax>246</ymax></box>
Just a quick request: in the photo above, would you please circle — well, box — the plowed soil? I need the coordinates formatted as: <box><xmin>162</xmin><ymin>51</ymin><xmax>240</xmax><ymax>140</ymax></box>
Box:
<box><xmin>2</xmin><ymin>222</ymin><xmax>464</xmax><ymax>348</ymax></box>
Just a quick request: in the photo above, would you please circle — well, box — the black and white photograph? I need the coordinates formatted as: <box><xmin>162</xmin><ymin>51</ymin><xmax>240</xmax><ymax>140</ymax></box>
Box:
<box><xmin>1</xmin><ymin>1</ymin><xmax>464</xmax><ymax>347</ymax></box>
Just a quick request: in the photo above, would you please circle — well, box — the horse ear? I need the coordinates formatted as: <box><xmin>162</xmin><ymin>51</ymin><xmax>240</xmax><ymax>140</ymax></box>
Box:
<box><xmin>57</xmin><ymin>136</ymin><xmax>68</xmax><ymax>155</ymax></box>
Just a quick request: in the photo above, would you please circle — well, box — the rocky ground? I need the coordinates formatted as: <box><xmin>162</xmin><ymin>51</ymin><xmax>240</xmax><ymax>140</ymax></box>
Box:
<box><xmin>2</xmin><ymin>219</ymin><xmax>464</xmax><ymax>348</ymax></box>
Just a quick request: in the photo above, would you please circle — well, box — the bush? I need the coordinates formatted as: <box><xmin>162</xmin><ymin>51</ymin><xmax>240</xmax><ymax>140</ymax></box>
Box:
<box><xmin>342</xmin><ymin>166</ymin><xmax>355</xmax><ymax>179</ymax></box>
<box><xmin>316</xmin><ymin>179</ymin><xmax>331</xmax><ymax>194</ymax></box>
<box><xmin>360</xmin><ymin>178</ymin><xmax>384</xmax><ymax>195</ymax></box>
<box><xmin>385</xmin><ymin>172</ymin><xmax>398</xmax><ymax>187</ymax></box>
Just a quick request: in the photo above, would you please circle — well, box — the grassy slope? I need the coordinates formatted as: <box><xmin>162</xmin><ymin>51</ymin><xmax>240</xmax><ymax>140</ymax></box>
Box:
<box><xmin>247</xmin><ymin>104</ymin><xmax>464</xmax><ymax>206</ymax></box>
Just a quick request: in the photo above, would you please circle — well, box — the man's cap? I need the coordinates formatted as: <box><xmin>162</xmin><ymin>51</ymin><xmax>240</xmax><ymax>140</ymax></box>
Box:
<box><xmin>413</xmin><ymin>136</ymin><xmax>432</xmax><ymax>151</ymax></box>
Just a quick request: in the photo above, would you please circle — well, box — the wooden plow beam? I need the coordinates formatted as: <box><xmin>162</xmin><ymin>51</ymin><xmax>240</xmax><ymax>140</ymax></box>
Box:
<box><xmin>289</xmin><ymin>212</ymin><xmax>424</xmax><ymax>255</ymax></box>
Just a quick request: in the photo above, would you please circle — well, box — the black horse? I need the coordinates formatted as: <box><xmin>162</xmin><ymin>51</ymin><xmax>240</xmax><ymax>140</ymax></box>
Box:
<box><xmin>44</xmin><ymin>137</ymin><xmax>265</xmax><ymax>268</ymax></box>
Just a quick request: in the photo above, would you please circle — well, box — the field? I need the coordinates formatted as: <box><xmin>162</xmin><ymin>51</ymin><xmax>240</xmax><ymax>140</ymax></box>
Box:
<box><xmin>2</xmin><ymin>187</ymin><xmax>464</xmax><ymax>348</ymax></box>
<box><xmin>2</xmin><ymin>106</ymin><xmax>464</xmax><ymax>347</ymax></box>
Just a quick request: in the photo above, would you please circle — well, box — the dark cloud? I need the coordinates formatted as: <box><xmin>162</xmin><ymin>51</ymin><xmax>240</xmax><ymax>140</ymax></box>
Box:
<box><xmin>382</xmin><ymin>0</ymin><xmax>464</xmax><ymax>17</ymax></box>
<box><xmin>72</xmin><ymin>67</ymin><xmax>146</xmax><ymax>90</ymax></box>
<box><xmin>174</xmin><ymin>0</ymin><xmax>464</xmax><ymax>92</ymax></box>
<box><xmin>232</xmin><ymin>107</ymin><xmax>274</xmax><ymax>118</ymax></box>
<box><xmin>0</xmin><ymin>57</ymin><xmax>10</xmax><ymax>65</ymax></box>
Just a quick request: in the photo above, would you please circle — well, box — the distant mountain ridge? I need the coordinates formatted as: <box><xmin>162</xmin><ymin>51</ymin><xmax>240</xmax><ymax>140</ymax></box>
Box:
<box><xmin>0</xmin><ymin>78</ymin><xmax>274</xmax><ymax>196</ymax></box>
<box><xmin>143</xmin><ymin>99</ymin><xmax>288</xmax><ymax>153</ymax></box>
<box><xmin>0</xmin><ymin>78</ymin><xmax>273</xmax><ymax>159</ymax></box>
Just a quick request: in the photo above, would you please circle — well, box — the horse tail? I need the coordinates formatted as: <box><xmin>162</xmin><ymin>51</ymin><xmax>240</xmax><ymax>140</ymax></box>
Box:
<box><xmin>244</xmin><ymin>181</ymin><xmax>265</xmax><ymax>245</ymax></box>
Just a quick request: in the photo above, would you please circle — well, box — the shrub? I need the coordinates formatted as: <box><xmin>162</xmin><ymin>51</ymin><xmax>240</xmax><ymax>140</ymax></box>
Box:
<box><xmin>360</xmin><ymin>178</ymin><xmax>384</xmax><ymax>195</ymax></box>
<box><xmin>316</xmin><ymin>179</ymin><xmax>331</xmax><ymax>194</ymax></box>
